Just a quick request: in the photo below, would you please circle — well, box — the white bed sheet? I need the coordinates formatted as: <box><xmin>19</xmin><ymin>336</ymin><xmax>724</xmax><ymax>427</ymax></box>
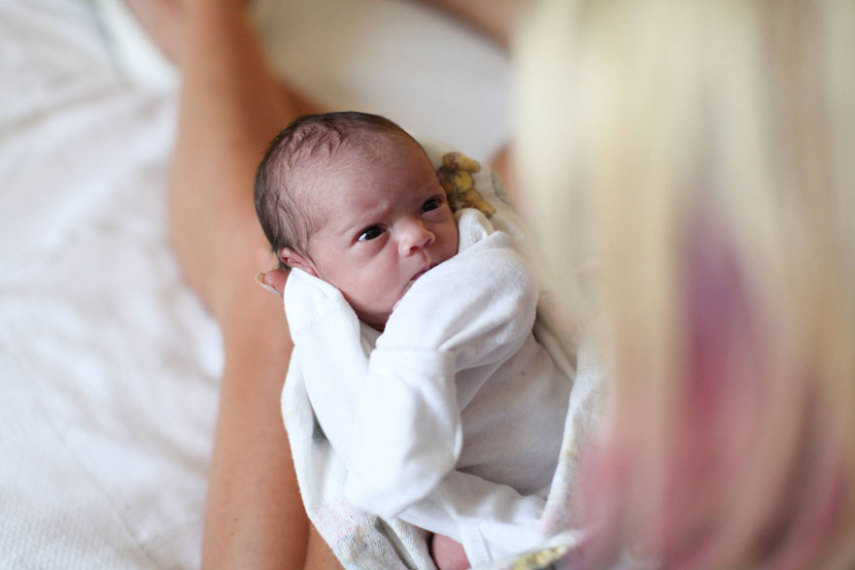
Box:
<box><xmin>0</xmin><ymin>0</ymin><xmax>509</xmax><ymax>567</ymax></box>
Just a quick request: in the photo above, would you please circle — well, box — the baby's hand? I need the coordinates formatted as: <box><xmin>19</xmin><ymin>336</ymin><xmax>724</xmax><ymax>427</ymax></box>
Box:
<box><xmin>255</xmin><ymin>269</ymin><xmax>288</xmax><ymax>296</ymax></box>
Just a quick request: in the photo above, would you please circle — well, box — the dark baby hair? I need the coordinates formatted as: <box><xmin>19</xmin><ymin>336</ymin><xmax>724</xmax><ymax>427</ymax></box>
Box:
<box><xmin>254</xmin><ymin>111</ymin><xmax>419</xmax><ymax>268</ymax></box>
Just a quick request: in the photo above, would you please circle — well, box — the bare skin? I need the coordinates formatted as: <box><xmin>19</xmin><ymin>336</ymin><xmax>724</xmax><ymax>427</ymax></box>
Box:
<box><xmin>126</xmin><ymin>0</ymin><xmax>520</xmax><ymax>568</ymax></box>
<box><xmin>125</xmin><ymin>0</ymin><xmax>184</xmax><ymax>64</ymax></box>
<box><xmin>425</xmin><ymin>0</ymin><xmax>522</xmax><ymax>48</ymax></box>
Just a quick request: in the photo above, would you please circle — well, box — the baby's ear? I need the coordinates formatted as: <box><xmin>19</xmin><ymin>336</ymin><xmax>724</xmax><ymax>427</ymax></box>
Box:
<box><xmin>279</xmin><ymin>247</ymin><xmax>318</xmax><ymax>277</ymax></box>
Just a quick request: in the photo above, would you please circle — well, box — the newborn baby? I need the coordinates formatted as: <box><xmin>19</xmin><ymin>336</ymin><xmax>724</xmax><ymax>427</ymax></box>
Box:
<box><xmin>254</xmin><ymin>111</ymin><xmax>571</xmax><ymax>566</ymax></box>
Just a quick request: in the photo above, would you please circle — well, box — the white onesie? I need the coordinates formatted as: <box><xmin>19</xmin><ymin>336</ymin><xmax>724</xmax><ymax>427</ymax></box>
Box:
<box><xmin>283</xmin><ymin>208</ymin><xmax>571</xmax><ymax>564</ymax></box>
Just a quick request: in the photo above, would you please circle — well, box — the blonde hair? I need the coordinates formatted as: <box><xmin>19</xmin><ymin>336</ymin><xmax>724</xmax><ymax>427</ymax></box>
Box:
<box><xmin>515</xmin><ymin>1</ymin><xmax>855</xmax><ymax>567</ymax></box>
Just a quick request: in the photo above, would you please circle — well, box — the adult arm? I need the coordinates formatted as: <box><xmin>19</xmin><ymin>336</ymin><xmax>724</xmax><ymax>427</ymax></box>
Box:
<box><xmin>424</xmin><ymin>0</ymin><xmax>523</xmax><ymax>48</ymax></box>
<box><xmin>168</xmin><ymin>3</ymin><xmax>338</xmax><ymax>568</ymax></box>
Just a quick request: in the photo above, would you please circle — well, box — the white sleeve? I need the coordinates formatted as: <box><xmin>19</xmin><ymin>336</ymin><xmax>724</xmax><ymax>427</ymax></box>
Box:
<box><xmin>284</xmin><ymin>268</ymin><xmax>369</xmax><ymax>467</ymax></box>
<box><xmin>345</xmin><ymin>347</ymin><xmax>461</xmax><ymax>518</ymax></box>
<box><xmin>380</xmin><ymin>209</ymin><xmax>538</xmax><ymax>364</ymax></box>
<box><xmin>345</xmin><ymin>210</ymin><xmax>539</xmax><ymax>519</ymax></box>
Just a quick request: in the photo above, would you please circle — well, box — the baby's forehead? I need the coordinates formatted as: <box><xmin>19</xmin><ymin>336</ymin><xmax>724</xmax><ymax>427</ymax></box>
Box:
<box><xmin>295</xmin><ymin>134</ymin><xmax>427</xmax><ymax>191</ymax></box>
<box><xmin>295</xmin><ymin>136</ymin><xmax>433</xmax><ymax>230</ymax></box>
<box><xmin>284</xmin><ymin>144</ymin><xmax>373</xmax><ymax>228</ymax></box>
<box><xmin>333</xmin><ymin>132</ymin><xmax>425</xmax><ymax>167</ymax></box>
<box><xmin>289</xmin><ymin>140</ymin><xmax>376</xmax><ymax>199</ymax></box>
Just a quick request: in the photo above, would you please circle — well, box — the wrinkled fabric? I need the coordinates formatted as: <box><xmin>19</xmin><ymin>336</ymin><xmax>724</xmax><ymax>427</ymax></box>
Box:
<box><xmin>281</xmin><ymin>146</ymin><xmax>597</xmax><ymax>567</ymax></box>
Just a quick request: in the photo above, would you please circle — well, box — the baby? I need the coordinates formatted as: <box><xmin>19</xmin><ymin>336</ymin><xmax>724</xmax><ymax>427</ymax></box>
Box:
<box><xmin>254</xmin><ymin>112</ymin><xmax>571</xmax><ymax>566</ymax></box>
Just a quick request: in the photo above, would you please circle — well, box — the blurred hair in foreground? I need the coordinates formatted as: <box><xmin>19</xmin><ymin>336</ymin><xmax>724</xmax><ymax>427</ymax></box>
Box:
<box><xmin>515</xmin><ymin>0</ymin><xmax>855</xmax><ymax>567</ymax></box>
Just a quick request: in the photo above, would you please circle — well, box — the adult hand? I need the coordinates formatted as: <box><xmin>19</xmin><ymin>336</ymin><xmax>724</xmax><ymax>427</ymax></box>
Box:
<box><xmin>256</xmin><ymin>269</ymin><xmax>288</xmax><ymax>296</ymax></box>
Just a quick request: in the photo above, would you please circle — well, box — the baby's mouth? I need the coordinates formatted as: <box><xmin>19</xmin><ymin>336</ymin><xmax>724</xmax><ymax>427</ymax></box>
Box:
<box><xmin>410</xmin><ymin>263</ymin><xmax>438</xmax><ymax>283</ymax></box>
<box><xmin>394</xmin><ymin>264</ymin><xmax>439</xmax><ymax>311</ymax></box>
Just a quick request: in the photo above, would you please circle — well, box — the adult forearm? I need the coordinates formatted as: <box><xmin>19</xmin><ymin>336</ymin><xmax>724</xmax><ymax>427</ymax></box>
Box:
<box><xmin>423</xmin><ymin>0</ymin><xmax>523</xmax><ymax>48</ymax></box>
<box><xmin>168</xmin><ymin>4</ymin><xmax>334</xmax><ymax>568</ymax></box>
<box><xmin>203</xmin><ymin>333</ymin><xmax>308</xmax><ymax>569</ymax></box>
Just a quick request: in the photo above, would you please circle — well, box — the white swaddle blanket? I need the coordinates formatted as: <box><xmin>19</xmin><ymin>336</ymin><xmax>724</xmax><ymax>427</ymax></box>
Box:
<box><xmin>280</xmin><ymin>144</ymin><xmax>606</xmax><ymax>569</ymax></box>
<box><xmin>285</xmin><ymin>207</ymin><xmax>566</xmax><ymax>564</ymax></box>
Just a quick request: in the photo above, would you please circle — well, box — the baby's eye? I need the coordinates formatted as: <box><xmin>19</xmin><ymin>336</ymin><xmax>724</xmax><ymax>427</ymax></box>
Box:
<box><xmin>422</xmin><ymin>196</ymin><xmax>443</xmax><ymax>212</ymax></box>
<box><xmin>358</xmin><ymin>225</ymin><xmax>385</xmax><ymax>241</ymax></box>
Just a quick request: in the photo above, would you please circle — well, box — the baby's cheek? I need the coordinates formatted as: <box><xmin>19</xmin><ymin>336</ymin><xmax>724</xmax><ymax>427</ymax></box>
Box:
<box><xmin>357</xmin><ymin>266</ymin><xmax>400</xmax><ymax>310</ymax></box>
<box><xmin>446</xmin><ymin>222</ymin><xmax>460</xmax><ymax>256</ymax></box>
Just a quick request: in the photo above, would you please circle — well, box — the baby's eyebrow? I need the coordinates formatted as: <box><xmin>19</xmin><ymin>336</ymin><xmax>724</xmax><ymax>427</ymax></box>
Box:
<box><xmin>325</xmin><ymin>215</ymin><xmax>375</xmax><ymax>240</ymax></box>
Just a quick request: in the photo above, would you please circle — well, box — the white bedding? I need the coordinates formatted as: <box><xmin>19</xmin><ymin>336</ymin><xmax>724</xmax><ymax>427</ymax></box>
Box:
<box><xmin>0</xmin><ymin>0</ymin><xmax>509</xmax><ymax>567</ymax></box>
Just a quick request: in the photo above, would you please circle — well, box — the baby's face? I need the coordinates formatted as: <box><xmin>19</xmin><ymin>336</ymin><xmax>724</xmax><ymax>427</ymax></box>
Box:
<box><xmin>303</xmin><ymin>138</ymin><xmax>459</xmax><ymax>329</ymax></box>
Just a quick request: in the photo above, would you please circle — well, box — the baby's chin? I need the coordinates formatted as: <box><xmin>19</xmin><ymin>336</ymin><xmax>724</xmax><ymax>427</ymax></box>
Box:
<box><xmin>356</xmin><ymin>307</ymin><xmax>392</xmax><ymax>332</ymax></box>
<box><xmin>355</xmin><ymin>263</ymin><xmax>447</xmax><ymax>330</ymax></box>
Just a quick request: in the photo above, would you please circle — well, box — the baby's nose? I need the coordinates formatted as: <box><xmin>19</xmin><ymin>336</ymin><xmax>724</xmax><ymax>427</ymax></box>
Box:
<box><xmin>398</xmin><ymin>219</ymin><xmax>434</xmax><ymax>256</ymax></box>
